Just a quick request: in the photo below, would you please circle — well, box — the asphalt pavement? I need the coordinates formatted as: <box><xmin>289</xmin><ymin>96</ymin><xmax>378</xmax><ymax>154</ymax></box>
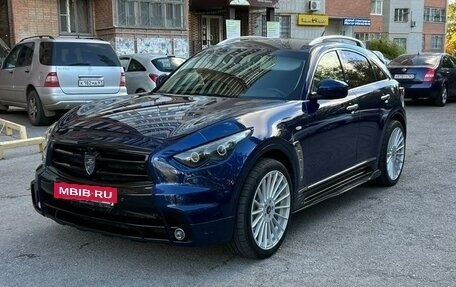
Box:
<box><xmin>1</xmin><ymin>102</ymin><xmax>455</xmax><ymax>287</ymax></box>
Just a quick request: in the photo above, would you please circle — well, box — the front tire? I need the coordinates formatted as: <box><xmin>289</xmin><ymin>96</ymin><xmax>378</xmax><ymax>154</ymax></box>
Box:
<box><xmin>230</xmin><ymin>158</ymin><xmax>292</xmax><ymax>259</ymax></box>
<box><xmin>374</xmin><ymin>120</ymin><xmax>406</xmax><ymax>186</ymax></box>
<box><xmin>27</xmin><ymin>90</ymin><xmax>51</xmax><ymax>126</ymax></box>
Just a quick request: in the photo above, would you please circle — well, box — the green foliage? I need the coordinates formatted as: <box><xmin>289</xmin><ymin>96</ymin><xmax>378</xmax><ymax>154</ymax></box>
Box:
<box><xmin>366</xmin><ymin>39</ymin><xmax>406</xmax><ymax>60</ymax></box>
<box><xmin>446</xmin><ymin>3</ymin><xmax>456</xmax><ymax>56</ymax></box>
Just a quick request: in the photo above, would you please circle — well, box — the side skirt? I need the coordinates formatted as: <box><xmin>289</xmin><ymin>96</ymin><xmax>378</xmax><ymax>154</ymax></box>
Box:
<box><xmin>293</xmin><ymin>159</ymin><xmax>380</xmax><ymax>213</ymax></box>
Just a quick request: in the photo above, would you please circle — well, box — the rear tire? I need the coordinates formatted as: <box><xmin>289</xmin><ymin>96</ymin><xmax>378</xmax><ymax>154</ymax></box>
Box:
<box><xmin>434</xmin><ymin>85</ymin><xmax>447</xmax><ymax>107</ymax></box>
<box><xmin>27</xmin><ymin>90</ymin><xmax>51</xmax><ymax>126</ymax></box>
<box><xmin>229</xmin><ymin>158</ymin><xmax>292</xmax><ymax>259</ymax></box>
<box><xmin>373</xmin><ymin>120</ymin><xmax>406</xmax><ymax>186</ymax></box>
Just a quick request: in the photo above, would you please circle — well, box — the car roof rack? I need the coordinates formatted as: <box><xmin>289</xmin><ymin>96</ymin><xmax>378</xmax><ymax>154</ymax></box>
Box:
<box><xmin>20</xmin><ymin>35</ymin><xmax>55</xmax><ymax>42</ymax></box>
<box><xmin>309</xmin><ymin>35</ymin><xmax>365</xmax><ymax>48</ymax></box>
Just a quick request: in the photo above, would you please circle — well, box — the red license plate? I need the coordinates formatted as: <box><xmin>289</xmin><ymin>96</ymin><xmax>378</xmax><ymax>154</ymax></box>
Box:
<box><xmin>54</xmin><ymin>182</ymin><xmax>118</xmax><ymax>204</ymax></box>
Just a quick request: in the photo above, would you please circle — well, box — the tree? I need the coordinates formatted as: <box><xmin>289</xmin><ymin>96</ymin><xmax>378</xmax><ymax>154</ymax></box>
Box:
<box><xmin>446</xmin><ymin>3</ymin><xmax>456</xmax><ymax>56</ymax></box>
<box><xmin>366</xmin><ymin>38</ymin><xmax>405</xmax><ymax>60</ymax></box>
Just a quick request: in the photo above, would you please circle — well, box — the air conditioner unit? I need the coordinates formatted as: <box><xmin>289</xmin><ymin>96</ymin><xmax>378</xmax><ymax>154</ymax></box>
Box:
<box><xmin>309</xmin><ymin>0</ymin><xmax>321</xmax><ymax>11</ymax></box>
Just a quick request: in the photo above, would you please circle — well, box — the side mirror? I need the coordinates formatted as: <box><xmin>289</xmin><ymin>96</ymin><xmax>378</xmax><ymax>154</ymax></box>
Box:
<box><xmin>315</xmin><ymin>79</ymin><xmax>349</xmax><ymax>100</ymax></box>
<box><xmin>156</xmin><ymin>74</ymin><xmax>169</xmax><ymax>87</ymax></box>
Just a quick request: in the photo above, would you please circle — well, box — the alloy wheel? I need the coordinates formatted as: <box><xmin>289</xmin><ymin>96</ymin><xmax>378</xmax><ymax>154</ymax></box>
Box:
<box><xmin>250</xmin><ymin>170</ymin><xmax>291</xmax><ymax>250</ymax></box>
<box><xmin>386</xmin><ymin>127</ymin><xmax>405</xmax><ymax>181</ymax></box>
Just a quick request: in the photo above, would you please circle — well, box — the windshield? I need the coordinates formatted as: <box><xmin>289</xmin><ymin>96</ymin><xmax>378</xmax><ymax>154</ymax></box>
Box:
<box><xmin>389</xmin><ymin>54</ymin><xmax>440</xmax><ymax>67</ymax></box>
<box><xmin>156</xmin><ymin>45</ymin><xmax>307</xmax><ymax>100</ymax></box>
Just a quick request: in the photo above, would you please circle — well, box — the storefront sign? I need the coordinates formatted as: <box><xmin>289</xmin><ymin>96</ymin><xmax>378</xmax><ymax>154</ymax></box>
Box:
<box><xmin>297</xmin><ymin>14</ymin><xmax>329</xmax><ymax>26</ymax></box>
<box><xmin>226</xmin><ymin>19</ymin><xmax>241</xmax><ymax>39</ymax></box>
<box><xmin>343</xmin><ymin>18</ymin><xmax>371</xmax><ymax>26</ymax></box>
<box><xmin>267</xmin><ymin>21</ymin><xmax>280</xmax><ymax>38</ymax></box>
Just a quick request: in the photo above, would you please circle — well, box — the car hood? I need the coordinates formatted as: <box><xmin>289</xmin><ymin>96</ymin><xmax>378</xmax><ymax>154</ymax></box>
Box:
<box><xmin>55</xmin><ymin>94</ymin><xmax>284</xmax><ymax>148</ymax></box>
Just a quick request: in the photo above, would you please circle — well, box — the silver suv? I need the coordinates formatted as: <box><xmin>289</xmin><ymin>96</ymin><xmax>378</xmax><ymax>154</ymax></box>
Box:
<box><xmin>0</xmin><ymin>35</ymin><xmax>127</xmax><ymax>125</ymax></box>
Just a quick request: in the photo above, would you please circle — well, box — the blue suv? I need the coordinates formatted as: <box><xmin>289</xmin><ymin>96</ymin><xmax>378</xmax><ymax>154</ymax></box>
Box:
<box><xmin>31</xmin><ymin>37</ymin><xmax>406</xmax><ymax>259</ymax></box>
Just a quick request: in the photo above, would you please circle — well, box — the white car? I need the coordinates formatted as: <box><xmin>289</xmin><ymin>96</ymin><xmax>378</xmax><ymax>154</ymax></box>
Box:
<box><xmin>119</xmin><ymin>54</ymin><xmax>185</xmax><ymax>94</ymax></box>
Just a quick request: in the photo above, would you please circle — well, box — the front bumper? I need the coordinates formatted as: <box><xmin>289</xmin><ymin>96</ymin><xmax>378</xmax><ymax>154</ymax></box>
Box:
<box><xmin>31</xmin><ymin>167</ymin><xmax>235</xmax><ymax>246</ymax></box>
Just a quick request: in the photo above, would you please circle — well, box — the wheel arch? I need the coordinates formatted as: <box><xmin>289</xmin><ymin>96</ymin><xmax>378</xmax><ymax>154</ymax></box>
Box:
<box><xmin>230</xmin><ymin>138</ymin><xmax>300</xmax><ymax>215</ymax></box>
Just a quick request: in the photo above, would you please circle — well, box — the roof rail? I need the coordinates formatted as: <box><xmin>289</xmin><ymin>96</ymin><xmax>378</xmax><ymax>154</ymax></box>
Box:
<box><xmin>217</xmin><ymin>36</ymin><xmax>269</xmax><ymax>46</ymax></box>
<box><xmin>309</xmin><ymin>35</ymin><xmax>365</xmax><ymax>48</ymax></box>
<box><xmin>20</xmin><ymin>35</ymin><xmax>55</xmax><ymax>42</ymax></box>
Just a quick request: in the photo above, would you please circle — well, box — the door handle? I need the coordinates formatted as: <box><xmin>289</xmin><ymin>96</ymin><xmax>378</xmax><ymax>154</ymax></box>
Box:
<box><xmin>346</xmin><ymin>104</ymin><xmax>358</xmax><ymax>112</ymax></box>
<box><xmin>381</xmin><ymin>94</ymin><xmax>390</xmax><ymax>100</ymax></box>
<box><xmin>25</xmin><ymin>70</ymin><xmax>30</xmax><ymax>73</ymax></box>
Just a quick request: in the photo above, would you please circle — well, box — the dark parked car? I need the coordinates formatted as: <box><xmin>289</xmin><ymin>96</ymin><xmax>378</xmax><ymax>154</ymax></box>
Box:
<box><xmin>31</xmin><ymin>37</ymin><xmax>406</xmax><ymax>259</ymax></box>
<box><xmin>388</xmin><ymin>53</ymin><xmax>456</xmax><ymax>106</ymax></box>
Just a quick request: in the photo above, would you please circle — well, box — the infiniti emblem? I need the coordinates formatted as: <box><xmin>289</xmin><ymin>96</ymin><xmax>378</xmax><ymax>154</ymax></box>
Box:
<box><xmin>402</xmin><ymin>68</ymin><xmax>407</xmax><ymax>72</ymax></box>
<box><xmin>84</xmin><ymin>151</ymin><xmax>99</xmax><ymax>176</ymax></box>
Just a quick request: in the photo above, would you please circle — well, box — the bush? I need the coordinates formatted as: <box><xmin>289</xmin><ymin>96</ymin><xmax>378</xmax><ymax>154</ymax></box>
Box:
<box><xmin>366</xmin><ymin>39</ymin><xmax>405</xmax><ymax>60</ymax></box>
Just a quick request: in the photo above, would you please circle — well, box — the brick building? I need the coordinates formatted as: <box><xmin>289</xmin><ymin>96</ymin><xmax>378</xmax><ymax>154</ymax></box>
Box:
<box><xmin>0</xmin><ymin>0</ymin><xmax>190</xmax><ymax>57</ymax></box>
<box><xmin>0</xmin><ymin>0</ymin><xmax>449</xmax><ymax>57</ymax></box>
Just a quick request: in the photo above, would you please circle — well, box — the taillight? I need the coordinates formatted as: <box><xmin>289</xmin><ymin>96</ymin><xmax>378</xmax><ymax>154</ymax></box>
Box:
<box><xmin>149</xmin><ymin>73</ymin><xmax>159</xmax><ymax>83</ymax></box>
<box><xmin>120</xmin><ymin>72</ymin><xmax>126</xmax><ymax>86</ymax></box>
<box><xmin>44</xmin><ymin>72</ymin><xmax>60</xmax><ymax>87</ymax></box>
<box><xmin>423</xmin><ymin>68</ymin><xmax>436</xmax><ymax>82</ymax></box>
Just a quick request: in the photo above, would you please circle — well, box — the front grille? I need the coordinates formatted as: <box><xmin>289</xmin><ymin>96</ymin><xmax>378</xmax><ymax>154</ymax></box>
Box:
<box><xmin>50</xmin><ymin>143</ymin><xmax>151</xmax><ymax>183</ymax></box>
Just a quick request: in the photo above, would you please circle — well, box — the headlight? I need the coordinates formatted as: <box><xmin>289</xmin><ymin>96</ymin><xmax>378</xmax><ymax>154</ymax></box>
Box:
<box><xmin>42</xmin><ymin>122</ymin><xmax>57</xmax><ymax>162</ymax></box>
<box><xmin>173</xmin><ymin>129</ymin><xmax>252</xmax><ymax>168</ymax></box>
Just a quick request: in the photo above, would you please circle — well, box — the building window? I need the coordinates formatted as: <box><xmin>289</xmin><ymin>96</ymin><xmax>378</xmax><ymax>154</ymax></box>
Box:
<box><xmin>355</xmin><ymin>33</ymin><xmax>382</xmax><ymax>42</ymax></box>
<box><xmin>431</xmin><ymin>35</ymin><xmax>443</xmax><ymax>50</ymax></box>
<box><xmin>117</xmin><ymin>0</ymin><xmax>184</xmax><ymax>29</ymax></box>
<box><xmin>424</xmin><ymin>8</ymin><xmax>446</xmax><ymax>23</ymax></box>
<box><xmin>371</xmin><ymin>0</ymin><xmax>383</xmax><ymax>15</ymax></box>
<box><xmin>261</xmin><ymin>15</ymin><xmax>291</xmax><ymax>38</ymax></box>
<box><xmin>394</xmin><ymin>8</ymin><xmax>409</xmax><ymax>22</ymax></box>
<box><xmin>393</xmin><ymin>38</ymin><xmax>407</xmax><ymax>50</ymax></box>
<box><xmin>59</xmin><ymin>0</ymin><xmax>91</xmax><ymax>34</ymax></box>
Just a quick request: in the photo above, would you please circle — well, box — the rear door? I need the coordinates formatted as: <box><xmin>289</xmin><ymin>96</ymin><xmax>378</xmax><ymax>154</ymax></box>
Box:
<box><xmin>52</xmin><ymin>42</ymin><xmax>122</xmax><ymax>95</ymax></box>
<box><xmin>120</xmin><ymin>56</ymin><xmax>148</xmax><ymax>94</ymax></box>
<box><xmin>439</xmin><ymin>55</ymin><xmax>456</xmax><ymax>96</ymax></box>
<box><xmin>339</xmin><ymin>50</ymin><xmax>395</xmax><ymax>163</ymax></box>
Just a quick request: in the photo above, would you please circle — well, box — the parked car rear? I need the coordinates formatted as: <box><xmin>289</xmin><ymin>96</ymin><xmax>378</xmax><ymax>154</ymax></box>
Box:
<box><xmin>0</xmin><ymin>35</ymin><xmax>127</xmax><ymax>125</ymax></box>
<box><xmin>388</xmin><ymin>53</ymin><xmax>456</xmax><ymax>106</ymax></box>
<box><xmin>119</xmin><ymin>54</ymin><xmax>185</xmax><ymax>94</ymax></box>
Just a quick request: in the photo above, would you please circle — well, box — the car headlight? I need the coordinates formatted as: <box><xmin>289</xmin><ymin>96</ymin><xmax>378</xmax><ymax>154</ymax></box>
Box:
<box><xmin>173</xmin><ymin>129</ymin><xmax>252</xmax><ymax>168</ymax></box>
<box><xmin>42</xmin><ymin>122</ymin><xmax>57</xmax><ymax>162</ymax></box>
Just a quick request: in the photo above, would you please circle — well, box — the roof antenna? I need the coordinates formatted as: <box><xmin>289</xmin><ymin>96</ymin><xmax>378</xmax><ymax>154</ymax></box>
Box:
<box><xmin>321</xmin><ymin>30</ymin><xmax>325</xmax><ymax>37</ymax></box>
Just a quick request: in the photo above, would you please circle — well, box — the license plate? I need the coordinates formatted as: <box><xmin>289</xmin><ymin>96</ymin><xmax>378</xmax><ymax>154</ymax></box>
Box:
<box><xmin>78</xmin><ymin>79</ymin><xmax>104</xmax><ymax>87</ymax></box>
<box><xmin>394</xmin><ymin>74</ymin><xmax>415</xmax><ymax>80</ymax></box>
<box><xmin>54</xmin><ymin>182</ymin><xmax>117</xmax><ymax>204</ymax></box>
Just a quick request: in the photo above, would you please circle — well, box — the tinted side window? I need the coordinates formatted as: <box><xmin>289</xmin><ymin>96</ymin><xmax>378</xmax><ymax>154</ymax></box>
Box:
<box><xmin>18</xmin><ymin>43</ymin><xmax>34</xmax><ymax>66</ymax></box>
<box><xmin>40</xmin><ymin>42</ymin><xmax>53</xmax><ymax>65</ymax></box>
<box><xmin>339</xmin><ymin>50</ymin><xmax>376</xmax><ymax>88</ymax></box>
<box><xmin>441</xmin><ymin>56</ymin><xmax>454</xmax><ymax>68</ymax></box>
<box><xmin>312</xmin><ymin>51</ymin><xmax>344</xmax><ymax>92</ymax></box>
<box><xmin>3</xmin><ymin>45</ymin><xmax>22</xmax><ymax>68</ymax></box>
<box><xmin>128</xmin><ymin>59</ymin><xmax>146</xmax><ymax>72</ymax></box>
<box><xmin>371</xmin><ymin>61</ymin><xmax>388</xmax><ymax>81</ymax></box>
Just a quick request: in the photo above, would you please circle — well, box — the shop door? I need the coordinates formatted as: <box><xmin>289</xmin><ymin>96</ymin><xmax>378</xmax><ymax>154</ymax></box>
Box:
<box><xmin>201</xmin><ymin>16</ymin><xmax>223</xmax><ymax>49</ymax></box>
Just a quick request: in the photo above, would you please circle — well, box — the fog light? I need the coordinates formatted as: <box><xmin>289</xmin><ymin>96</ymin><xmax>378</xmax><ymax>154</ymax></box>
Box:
<box><xmin>174</xmin><ymin>228</ymin><xmax>185</xmax><ymax>241</ymax></box>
